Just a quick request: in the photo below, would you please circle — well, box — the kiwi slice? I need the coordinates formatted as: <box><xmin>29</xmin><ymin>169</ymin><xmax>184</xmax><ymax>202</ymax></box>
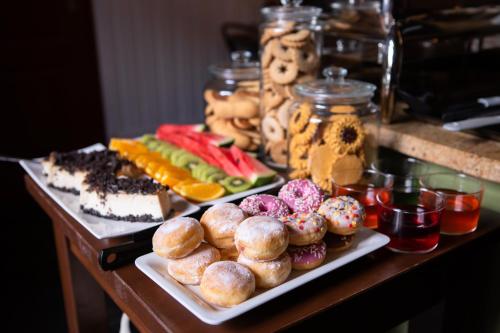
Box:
<box><xmin>170</xmin><ymin>150</ymin><xmax>186</xmax><ymax>166</ymax></box>
<box><xmin>139</xmin><ymin>134</ymin><xmax>155</xmax><ymax>145</ymax></box>
<box><xmin>220</xmin><ymin>176</ymin><xmax>252</xmax><ymax>193</ymax></box>
<box><xmin>157</xmin><ymin>143</ymin><xmax>175</xmax><ymax>159</ymax></box>
<box><xmin>146</xmin><ymin>140</ymin><xmax>161</xmax><ymax>150</ymax></box>
<box><xmin>176</xmin><ymin>154</ymin><xmax>202</xmax><ymax>170</ymax></box>
<box><xmin>206</xmin><ymin>171</ymin><xmax>227</xmax><ymax>183</ymax></box>
<box><xmin>200</xmin><ymin>166</ymin><xmax>223</xmax><ymax>182</ymax></box>
<box><xmin>192</xmin><ymin>163</ymin><xmax>209</xmax><ymax>180</ymax></box>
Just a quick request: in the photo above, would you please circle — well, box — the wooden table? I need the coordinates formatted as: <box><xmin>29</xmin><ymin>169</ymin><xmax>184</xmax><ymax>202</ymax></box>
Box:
<box><xmin>25</xmin><ymin>175</ymin><xmax>500</xmax><ymax>333</ymax></box>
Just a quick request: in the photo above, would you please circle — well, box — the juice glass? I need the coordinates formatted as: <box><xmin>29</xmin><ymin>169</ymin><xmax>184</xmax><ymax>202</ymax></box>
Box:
<box><xmin>419</xmin><ymin>173</ymin><xmax>483</xmax><ymax>235</ymax></box>
<box><xmin>332</xmin><ymin>170</ymin><xmax>393</xmax><ymax>229</ymax></box>
<box><xmin>376</xmin><ymin>187</ymin><xmax>444</xmax><ymax>253</ymax></box>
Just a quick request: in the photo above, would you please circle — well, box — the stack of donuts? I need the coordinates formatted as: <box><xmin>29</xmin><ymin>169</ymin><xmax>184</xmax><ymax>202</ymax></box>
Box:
<box><xmin>152</xmin><ymin>178</ymin><xmax>366</xmax><ymax>308</ymax></box>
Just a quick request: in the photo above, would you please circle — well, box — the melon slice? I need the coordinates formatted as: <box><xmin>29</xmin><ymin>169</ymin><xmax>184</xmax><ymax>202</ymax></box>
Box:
<box><xmin>230</xmin><ymin>145</ymin><xmax>276</xmax><ymax>186</ymax></box>
<box><xmin>156</xmin><ymin>123</ymin><xmax>234</xmax><ymax>147</ymax></box>
<box><xmin>157</xmin><ymin>123</ymin><xmax>205</xmax><ymax>133</ymax></box>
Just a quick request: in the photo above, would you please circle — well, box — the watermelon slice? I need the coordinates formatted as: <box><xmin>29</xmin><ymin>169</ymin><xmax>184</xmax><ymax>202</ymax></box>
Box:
<box><xmin>185</xmin><ymin>131</ymin><xmax>234</xmax><ymax>147</ymax></box>
<box><xmin>206</xmin><ymin>145</ymin><xmax>243</xmax><ymax>177</ymax></box>
<box><xmin>230</xmin><ymin>145</ymin><xmax>277</xmax><ymax>186</ymax></box>
<box><xmin>157</xmin><ymin>124</ymin><xmax>234</xmax><ymax>147</ymax></box>
<box><xmin>157</xmin><ymin>131</ymin><xmax>222</xmax><ymax>168</ymax></box>
<box><xmin>157</xmin><ymin>123</ymin><xmax>205</xmax><ymax>133</ymax></box>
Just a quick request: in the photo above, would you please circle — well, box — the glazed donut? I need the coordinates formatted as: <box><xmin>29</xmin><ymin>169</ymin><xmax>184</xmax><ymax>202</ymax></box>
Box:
<box><xmin>318</xmin><ymin>196</ymin><xmax>364</xmax><ymax>235</ymax></box>
<box><xmin>278</xmin><ymin>179</ymin><xmax>323</xmax><ymax>214</ymax></box>
<box><xmin>239</xmin><ymin>194</ymin><xmax>290</xmax><ymax>219</ymax></box>
<box><xmin>323</xmin><ymin>232</ymin><xmax>354</xmax><ymax>252</ymax></box>
<box><xmin>167</xmin><ymin>243</ymin><xmax>221</xmax><ymax>285</ymax></box>
<box><xmin>280</xmin><ymin>212</ymin><xmax>327</xmax><ymax>246</ymax></box>
<box><xmin>200</xmin><ymin>261</ymin><xmax>255</xmax><ymax>307</ymax></box>
<box><xmin>288</xmin><ymin>241</ymin><xmax>327</xmax><ymax>270</ymax></box>
<box><xmin>234</xmin><ymin>216</ymin><xmax>289</xmax><ymax>261</ymax></box>
<box><xmin>237</xmin><ymin>252</ymin><xmax>291</xmax><ymax>289</ymax></box>
<box><xmin>200</xmin><ymin>203</ymin><xmax>247</xmax><ymax>249</ymax></box>
<box><xmin>152</xmin><ymin>217</ymin><xmax>204</xmax><ymax>259</ymax></box>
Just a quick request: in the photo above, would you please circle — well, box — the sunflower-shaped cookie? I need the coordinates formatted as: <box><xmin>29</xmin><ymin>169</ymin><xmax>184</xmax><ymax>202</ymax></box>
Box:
<box><xmin>324</xmin><ymin>115</ymin><xmax>365</xmax><ymax>155</ymax></box>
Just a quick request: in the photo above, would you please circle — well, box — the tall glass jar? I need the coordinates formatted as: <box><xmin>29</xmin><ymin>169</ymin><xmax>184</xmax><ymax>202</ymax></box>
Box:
<box><xmin>287</xmin><ymin>66</ymin><xmax>379</xmax><ymax>193</ymax></box>
<box><xmin>259</xmin><ymin>0</ymin><xmax>322</xmax><ymax>167</ymax></box>
<box><xmin>204</xmin><ymin>50</ymin><xmax>261</xmax><ymax>152</ymax></box>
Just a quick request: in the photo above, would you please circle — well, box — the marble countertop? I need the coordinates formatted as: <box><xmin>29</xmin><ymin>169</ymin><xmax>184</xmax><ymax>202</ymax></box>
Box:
<box><xmin>378</xmin><ymin>120</ymin><xmax>500</xmax><ymax>183</ymax></box>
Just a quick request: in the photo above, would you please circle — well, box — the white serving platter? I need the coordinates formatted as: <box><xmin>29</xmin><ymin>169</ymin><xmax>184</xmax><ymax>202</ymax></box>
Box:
<box><xmin>20</xmin><ymin>143</ymin><xmax>200</xmax><ymax>239</ymax></box>
<box><xmin>135</xmin><ymin>227</ymin><xmax>390</xmax><ymax>325</ymax></box>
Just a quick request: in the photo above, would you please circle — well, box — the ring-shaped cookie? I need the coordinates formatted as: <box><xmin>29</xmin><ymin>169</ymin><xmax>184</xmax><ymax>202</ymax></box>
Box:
<box><xmin>269</xmin><ymin>58</ymin><xmax>299</xmax><ymax>85</ymax></box>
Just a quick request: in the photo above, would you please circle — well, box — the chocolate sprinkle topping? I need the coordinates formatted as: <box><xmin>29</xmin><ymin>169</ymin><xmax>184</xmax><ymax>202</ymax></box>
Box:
<box><xmin>50</xmin><ymin>150</ymin><xmax>129</xmax><ymax>174</ymax></box>
<box><xmin>84</xmin><ymin>171</ymin><xmax>163</xmax><ymax>195</ymax></box>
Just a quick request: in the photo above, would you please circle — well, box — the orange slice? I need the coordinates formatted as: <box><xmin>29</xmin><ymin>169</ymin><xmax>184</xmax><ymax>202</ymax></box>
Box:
<box><xmin>172</xmin><ymin>179</ymin><xmax>201</xmax><ymax>194</ymax></box>
<box><xmin>145</xmin><ymin>161</ymin><xmax>161</xmax><ymax>176</ymax></box>
<box><xmin>177</xmin><ymin>183</ymin><xmax>226</xmax><ymax>202</ymax></box>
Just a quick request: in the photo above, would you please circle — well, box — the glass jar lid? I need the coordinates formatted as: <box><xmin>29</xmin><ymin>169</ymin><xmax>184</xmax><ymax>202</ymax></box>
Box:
<box><xmin>294</xmin><ymin>66</ymin><xmax>376</xmax><ymax>104</ymax></box>
<box><xmin>209</xmin><ymin>51</ymin><xmax>260</xmax><ymax>81</ymax></box>
<box><xmin>261</xmin><ymin>0</ymin><xmax>322</xmax><ymax>22</ymax></box>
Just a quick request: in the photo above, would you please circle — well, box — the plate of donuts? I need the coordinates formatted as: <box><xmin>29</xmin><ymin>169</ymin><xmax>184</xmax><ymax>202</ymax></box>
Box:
<box><xmin>136</xmin><ymin>179</ymin><xmax>390</xmax><ymax>324</ymax></box>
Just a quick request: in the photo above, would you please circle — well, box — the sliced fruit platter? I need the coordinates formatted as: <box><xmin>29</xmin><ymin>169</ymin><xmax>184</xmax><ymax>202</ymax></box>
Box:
<box><xmin>109</xmin><ymin>123</ymin><xmax>283</xmax><ymax>205</ymax></box>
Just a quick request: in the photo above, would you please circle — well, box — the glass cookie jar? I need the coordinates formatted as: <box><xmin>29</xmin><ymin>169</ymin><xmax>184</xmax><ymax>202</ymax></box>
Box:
<box><xmin>287</xmin><ymin>66</ymin><xmax>379</xmax><ymax>193</ymax></box>
<box><xmin>259</xmin><ymin>0</ymin><xmax>322</xmax><ymax>167</ymax></box>
<box><xmin>204</xmin><ymin>50</ymin><xmax>261</xmax><ymax>152</ymax></box>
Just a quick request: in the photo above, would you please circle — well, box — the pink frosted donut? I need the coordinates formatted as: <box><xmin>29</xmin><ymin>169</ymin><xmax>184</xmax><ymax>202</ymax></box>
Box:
<box><xmin>239</xmin><ymin>194</ymin><xmax>290</xmax><ymax>218</ymax></box>
<box><xmin>278</xmin><ymin>179</ymin><xmax>323</xmax><ymax>213</ymax></box>
<box><xmin>287</xmin><ymin>241</ymin><xmax>327</xmax><ymax>270</ymax></box>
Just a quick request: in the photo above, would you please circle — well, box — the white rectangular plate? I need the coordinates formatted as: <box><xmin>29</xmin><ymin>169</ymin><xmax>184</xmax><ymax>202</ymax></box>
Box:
<box><xmin>135</xmin><ymin>227</ymin><xmax>390</xmax><ymax>325</ymax></box>
<box><xmin>20</xmin><ymin>143</ymin><xmax>200</xmax><ymax>239</ymax></box>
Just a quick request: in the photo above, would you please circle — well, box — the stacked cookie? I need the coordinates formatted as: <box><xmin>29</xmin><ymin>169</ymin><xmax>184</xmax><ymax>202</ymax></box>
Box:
<box><xmin>260</xmin><ymin>21</ymin><xmax>320</xmax><ymax>165</ymax></box>
<box><xmin>288</xmin><ymin>104</ymin><xmax>367</xmax><ymax>192</ymax></box>
<box><xmin>204</xmin><ymin>81</ymin><xmax>261</xmax><ymax>151</ymax></box>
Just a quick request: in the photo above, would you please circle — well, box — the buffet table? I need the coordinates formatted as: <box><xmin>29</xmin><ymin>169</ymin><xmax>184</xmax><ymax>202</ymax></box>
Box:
<box><xmin>25</xmin><ymin>175</ymin><xmax>500</xmax><ymax>333</ymax></box>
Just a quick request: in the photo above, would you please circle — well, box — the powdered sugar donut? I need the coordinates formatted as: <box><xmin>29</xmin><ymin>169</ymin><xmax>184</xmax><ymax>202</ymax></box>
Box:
<box><xmin>239</xmin><ymin>194</ymin><xmax>290</xmax><ymax>218</ymax></box>
<box><xmin>237</xmin><ymin>252</ymin><xmax>291</xmax><ymax>289</ymax></box>
<box><xmin>200</xmin><ymin>203</ymin><xmax>246</xmax><ymax>249</ymax></box>
<box><xmin>152</xmin><ymin>217</ymin><xmax>204</xmax><ymax>259</ymax></box>
<box><xmin>200</xmin><ymin>261</ymin><xmax>255</xmax><ymax>307</ymax></box>
<box><xmin>280</xmin><ymin>212</ymin><xmax>327</xmax><ymax>246</ymax></box>
<box><xmin>234</xmin><ymin>216</ymin><xmax>289</xmax><ymax>261</ymax></box>
<box><xmin>278</xmin><ymin>179</ymin><xmax>323</xmax><ymax>213</ymax></box>
<box><xmin>318</xmin><ymin>196</ymin><xmax>365</xmax><ymax>235</ymax></box>
<box><xmin>287</xmin><ymin>241</ymin><xmax>327</xmax><ymax>270</ymax></box>
<box><xmin>167</xmin><ymin>243</ymin><xmax>221</xmax><ymax>285</ymax></box>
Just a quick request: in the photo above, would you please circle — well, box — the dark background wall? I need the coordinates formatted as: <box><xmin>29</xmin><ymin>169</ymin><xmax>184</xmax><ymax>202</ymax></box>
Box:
<box><xmin>92</xmin><ymin>0</ymin><xmax>263</xmax><ymax>138</ymax></box>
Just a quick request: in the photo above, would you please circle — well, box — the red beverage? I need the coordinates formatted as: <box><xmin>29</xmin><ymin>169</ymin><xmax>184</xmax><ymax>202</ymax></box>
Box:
<box><xmin>335</xmin><ymin>184</ymin><xmax>386</xmax><ymax>229</ymax></box>
<box><xmin>377</xmin><ymin>203</ymin><xmax>441</xmax><ymax>253</ymax></box>
<box><xmin>435</xmin><ymin>188</ymin><xmax>481</xmax><ymax>235</ymax></box>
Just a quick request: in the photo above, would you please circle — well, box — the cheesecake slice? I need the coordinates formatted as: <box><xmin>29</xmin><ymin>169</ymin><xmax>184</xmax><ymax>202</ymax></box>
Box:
<box><xmin>79</xmin><ymin>162</ymin><xmax>172</xmax><ymax>222</ymax></box>
<box><xmin>42</xmin><ymin>150</ymin><xmax>111</xmax><ymax>194</ymax></box>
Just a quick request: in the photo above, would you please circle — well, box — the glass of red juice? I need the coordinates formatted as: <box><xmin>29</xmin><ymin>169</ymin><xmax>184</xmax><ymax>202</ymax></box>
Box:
<box><xmin>419</xmin><ymin>173</ymin><xmax>483</xmax><ymax>235</ymax></box>
<box><xmin>376</xmin><ymin>187</ymin><xmax>444</xmax><ymax>253</ymax></box>
<box><xmin>332</xmin><ymin>170</ymin><xmax>393</xmax><ymax>229</ymax></box>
